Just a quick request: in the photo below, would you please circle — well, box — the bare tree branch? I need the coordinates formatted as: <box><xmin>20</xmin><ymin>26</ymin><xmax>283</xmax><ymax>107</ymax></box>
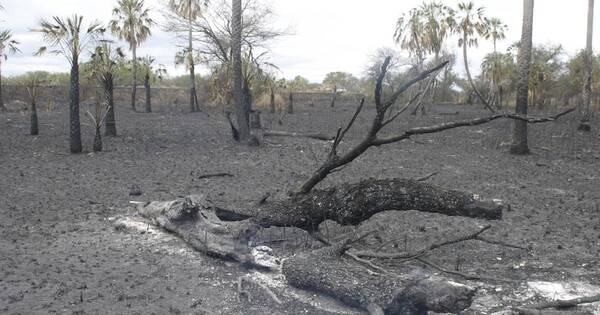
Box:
<box><xmin>373</xmin><ymin>107</ymin><xmax>575</xmax><ymax>146</ymax></box>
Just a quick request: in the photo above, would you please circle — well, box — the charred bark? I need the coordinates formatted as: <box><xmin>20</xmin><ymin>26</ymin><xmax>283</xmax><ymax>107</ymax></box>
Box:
<box><xmin>93</xmin><ymin>127</ymin><xmax>102</xmax><ymax>152</ymax></box>
<box><xmin>251</xmin><ymin>178</ymin><xmax>503</xmax><ymax>231</ymax></box>
<box><xmin>69</xmin><ymin>52</ymin><xmax>82</xmax><ymax>154</ymax></box>
<box><xmin>30</xmin><ymin>99</ymin><xmax>38</xmax><ymax>135</ymax></box>
<box><xmin>136</xmin><ymin>178</ymin><xmax>504</xmax><ymax>263</ymax></box>
<box><xmin>132</xmin><ymin>174</ymin><xmax>504</xmax><ymax>312</ymax></box>
<box><xmin>104</xmin><ymin>73</ymin><xmax>117</xmax><ymax>137</ymax></box>
<box><xmin>282</xmin><ymin>238</ymin><xmax>476</xmax><ymax>314</ymax></box>
<box><xmin>137</xmin><ymin>196</ymin><xmax>260</xmax><ymax>266</ymax></box>
<box><xmin>287</xmin><ymin>92</ymin><xmax>293</xmax><ymax>114</ymax></box>
<box><xmin>144</xmin><ymin>73</ymin><xmax>152</xmax><ymax>113</ymax></box>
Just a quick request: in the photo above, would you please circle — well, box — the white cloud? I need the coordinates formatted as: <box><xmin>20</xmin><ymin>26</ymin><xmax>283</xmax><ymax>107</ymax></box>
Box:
<box><xmin>0</xmin><ymin>0</ymin><xmax>595</xmax><ymax>83</ymax></box>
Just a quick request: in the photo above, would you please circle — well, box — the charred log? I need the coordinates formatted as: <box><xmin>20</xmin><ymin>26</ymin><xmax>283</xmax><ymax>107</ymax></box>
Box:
<box><xmin>281</xmin><ymin>236</ymin><xmax>476</xmax><ymax>314</ymax></box>
<box><xmin>251</xmin><ymin>178</ymin><xmax>504</xmax><ymax>231</ymax></box>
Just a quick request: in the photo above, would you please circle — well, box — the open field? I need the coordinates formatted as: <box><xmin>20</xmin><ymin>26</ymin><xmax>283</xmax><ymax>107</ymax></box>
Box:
<box><xmin>1</xmin><ymin>102</ymin><xmax>599</xmax><ymax>314</ymax></box>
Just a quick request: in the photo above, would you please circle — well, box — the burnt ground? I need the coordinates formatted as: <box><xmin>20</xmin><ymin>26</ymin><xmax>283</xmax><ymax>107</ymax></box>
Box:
<box><xmin>0</xmin><ymin>100</ymin><xmax>599</xmax><ymax>314</ymax></box>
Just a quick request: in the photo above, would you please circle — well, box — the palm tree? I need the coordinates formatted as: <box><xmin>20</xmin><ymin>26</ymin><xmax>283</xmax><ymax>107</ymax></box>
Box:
<box><xmin>485</xmin><ymin>17</ymin><xmax>507</xmax><ymax>53</ymax></box>
<box><xmin>231</xmin><ymin>0</ymin><xmax>250</xmax><ymax>142</ymax></box>
<box><xmin>25</xmin><ymin>74</ymin><xmax>41</xmax><ymax>135</ymax></box>
<box><xmin>419</xmin><ymin>1</ymin><xmax>454</xmax><ymax>107</ymax></box>
<box><xmin>420</xmin><ymin>1</ymin><xmax>453</xmax><ymax>63</ymax></box>
<box><xmin>481</xmin><ymin>51</ymin><xmax>517</xmax><ymax>107</ymax></box>
<box><xmin>110</xmin><ymin>0</ymin><xmax>155</xmax><ymax>111</ymax></box>
<box><xmin>579</xmin><ymin>0</ymin><xmax>594</xmax><ymax>132</ymax></box>
<box><xmin>484</xmin><ymin>17</ymin><xmax>507</xmax><ymax>108</ymax></box>
<box><xmin>138</xmin><ymin>55</ymin><xmax>166</xmax><ymax>113</ymax></box>
<box><xmin>0</xmin><ymin>30</ymin><xmax>20</xmax><ymax>111</ymax></box>
<box><xmin>394</xmin><ymin>8</ymin><xmax>426</xmax><ymax>72</ymax></box>
<box><xmin>511</xmin><ymin>0</ymin><xmax>534</xmax><ymax>155</ymax></box>
<box><xmin>168</xmin><ymin>0</ymin><xmax>205</xmax><ymax>113</ymax></box>
<box><xmin>34</xmin><ymin>15</ymin><xmax>104</xmax><ymax>153</ymax></box>
<box><xmin>89</xmin><ymin>41</ymin><xmax>124</xmax><ymax>137</ymax></box>
<box><xmin>452</xmin><ymin>2</ymin><xmax>495</xmax><ymax>112</ymax></box>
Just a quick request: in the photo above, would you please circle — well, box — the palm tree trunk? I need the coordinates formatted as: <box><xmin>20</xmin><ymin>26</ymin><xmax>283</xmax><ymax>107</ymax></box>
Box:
<box><xmin>579</xmin><ymin>0</ymin><xmax>594</xmax><ymax>132</ymax></box>
<box><xmin>232</xmin><ymin>0</ymin><xmax>250</xmax><ymax>141</ymax></box>
<box><xmin>93</xmin><ymin>127</ymin><xmax>102</xmax><ymax>152</ymax></box>
<box><xmin>463</xmin><ymin>34</ymin><xmax>495</xmax><ymax>113</ymax></box>
<box><xmin>30</xmin><ymin>99</ymin><xmax>38</xmax><ymax>135</ymax></box>
<box><xmin>510</xmin><ymin>0</ymin><xmax>534</xmax><ymax>155</ymax></box>
<box><xmin>288</xmin><ymin>92</ymin><xmax>293</xmax><ymax>114</ymax></box>
<box><xmin>189</xmin><ymin>15</ymin><xmax>198</xmax><ymax>113</ymax></box>
<box><xmin>145</xmin><ymin>72</ymin><xmax>151</xmax><ymax>113</ymax></box>
<box><xmin>270</xmin><ymin>88</ymin><xmax>275</xmax><ymax>113</ymax></box>
<box><xmin>431</xmin><ymin>51</ymin><xmax>440</xmax><ymax>104</ymax></box>
<box><xmin>131</xmin><ymin>46</ymin><xmax>138</xmax><ymax>111</ymax></box>
<box><xmin>330</xmin><ymin>86</ymin><xmax>337</xmax><ymax>108</ymax></box>
<box><xmin>104</xmin><ymin>73</ymin><xmax>117</xmax><ymax>137</ymax></box>
<box><xmin>70</xmin><ymin>53</ymin><xmax>82</xmax><ymax>153</ymax></box>
<box><xmin>0</xmin><ymin>61</ymin><xmax>5</xmax><ymax>111</ymax></box>
<box><xmin>489</xmin><ymin>39</ymin><xmax>499</xmax><ymax>109</ymax></box>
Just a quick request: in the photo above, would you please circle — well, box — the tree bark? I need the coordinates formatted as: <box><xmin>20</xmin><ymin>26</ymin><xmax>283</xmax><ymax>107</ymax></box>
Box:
<box><xmin>134</xmin><ymin>178</ymin><xmax>503</xmax><ymax>312</ymax></box>
<box><xmin>104</xmin><ymin>73</ymin><xmax>117</xmax><ymax>137</ymax></box>
<box><xmin>282</xmin><ymin>239</ymin><xmax>476</xmax><ymax>314</ymax></box>
<box><xmin>69</xmin><ymin>53</ymin><xmax>82</xmax><ymax>154</ymax></box>
<box><xmin>0</xmin><ymin>61</ymin><xmax>5</xmax><ymax>111</ymax></box>
<box><xmin>189</xmin><ymin>12</ymin><xmax>198</xmax><ymax>113</ymax></box>
<box><xmin>269</xmin><ymin>88</ymin><xmax>275</xmax><ymax>113</ymax></box>
<box><xmin>251</xmin><ymin>178</ymin><xmax>503</xmax><ymax>231</ymax></box>
<box><xmin>93</xmin><ymin>127</ymin><xmax>102</xmax><ymax>152</ymax></box>
<box><xmin>136</xmin><ymin>179</ymin><xmax>504</xmax><ymax>263</ymax></box>
<box><xmin>243</xmin><ymin>84</ymin><xmax>252</xmax><ymax>124</ymax></box>
<box><xmin>579</xmin><ymin>0</ymin><xmax>594</xmax><ymax>132</ymax></box>
<box><xmin>30</xmin><ymin>99</ymin><xmax>38</xmax><ymax>136</ymax></box>
<box><xmin>330</xmin><ymin>86</ymin><xmax>337</xmax><ymax>108</ymax></box>
<box><xmin>511</xmin><ymin>0</ymin><xmax>534</xmax><ymax>155</ymax></box>
<box><xmin>232</xmin><ymin>0</ymin><xmax>250</xmax><ymax>142</ymax></box>
<box><xmin>144</xmin><ymin>72</ymin><xmax>151</xmax><ymax>113</ymax></box>
<box><xmin>287</xmin><ymin>92</ymin><xmax>293</xmax><ymax>114</ymax></box>
<box><xmin>131</xmin><ymin>45</ymin><xmax>138</xmax><ymax>111</ymax></box>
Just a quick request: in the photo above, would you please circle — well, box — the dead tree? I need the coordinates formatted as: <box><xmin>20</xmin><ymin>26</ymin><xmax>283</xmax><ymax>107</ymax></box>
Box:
<box><xmin>297</xmin><ymin>57</ymin><xmax>573</xmax><ymax>194</ymax></box>
<box><xmin>287</xmin><ymin>92</ymin><xmax>293</xmax><ymax>114</ymax></box>
<box><xmin>133</xmin><ymin>57</ymin><xmax>575</xmax><ymax>314</ymax></box>
<box><xmin>330</xmin><ymin>85</ymin><xmax>337</xmax><ymax>108</ymax></box>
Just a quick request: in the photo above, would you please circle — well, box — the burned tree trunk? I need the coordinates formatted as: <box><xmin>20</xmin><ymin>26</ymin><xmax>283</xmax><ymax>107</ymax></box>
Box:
<box><xmin>30</xmin><ymin>100</ymin><xmax>39</xmax><ymax>135</ymax></box>
<box><xmin>252</xmin><ymin>178</ymin><xmax>503</xmax><ymax>231</ymax></box>
<box><xmin>93</xmin><ymin>127</ymin><xmax>102</xmax><ymax>152</ymax></box>
<box><xmin>269</xmin><ymin>89</ymin><xmax>276</xmax><ymax>113</ymax></box>
<box><xmin>136</xmin><ymin>178</ymin><xmax>505</xmax><ymax>263</ymax></box>
<box><xmin>144</xmin><ymin>73</ymin><xmax>152</xmax><ymax>113</ymax></box>
<box><xmin>104</xmin><ymin>73</ymin><xmax>117</xmax><ymax>137</ymax></box>
<box><xmin>282</xmin><ymin>237</ymin><xmax>476</xmax><ymax>314</ymax></box>
<box><xmin>287</xmin><ymin>92</ymin><xmax>293</xmax><ymax>114</ymax></box>
<box><xmin>330</xmin><ymin>86</ymin><xmax>337</xmax><ymax>108</ymax></box>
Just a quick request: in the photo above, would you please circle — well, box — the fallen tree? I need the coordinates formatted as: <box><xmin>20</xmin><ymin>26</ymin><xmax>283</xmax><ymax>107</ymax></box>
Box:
<box><xmin>262</xmin><ymin>130</ymin><xmax>333</xmax><ymax>141</ymax></box>
<box><xmin>130</xmin><ymin>57</ymin><xmax>575</xmax><ymax>313</ymax></box>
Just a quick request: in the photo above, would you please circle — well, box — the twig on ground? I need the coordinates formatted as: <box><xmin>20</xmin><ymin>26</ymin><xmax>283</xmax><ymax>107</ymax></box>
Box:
<box><xmin>415</xmin><ymin>171</ymin><xmax>439</xmax><ymax>182</ymax></box>
<box><xmin>196</xmin><ymin>172</ymin><xmax>234</xmax><ymax>180</ymax></box>
<box><xmin>263</xmin><ymin>130</ymin><xmax>333</xmax><ymax>141</ymax></box>
<box><xmin>353</xmin><ymin>225</ymin><xmax>492</xmax><ymax>260</ymax></box>
<box><xmin>517</xmin><ymin>294</ymin><xmax>600</xmax><ymax>314</ymax></box>
<box><xmin>475</xmin><ymin>236</ymin><xmax>527</xmax><ymax>250</ymax></box>
<box><xmin>416</xmin><ymin>257</ymin><xmax>515</xmax><ymax>283</ymax></box>
<box><xmin>345</xmin><ymin>251</ymin><xmax>388</xmax><ymax>275</ymax></box>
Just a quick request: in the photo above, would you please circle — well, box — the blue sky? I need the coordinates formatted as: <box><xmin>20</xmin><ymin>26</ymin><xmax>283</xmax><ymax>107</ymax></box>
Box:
<box><xmin>0</xmin><ymin>0</ymin><xmax>595</xmax><ymax>82</ymax></box>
